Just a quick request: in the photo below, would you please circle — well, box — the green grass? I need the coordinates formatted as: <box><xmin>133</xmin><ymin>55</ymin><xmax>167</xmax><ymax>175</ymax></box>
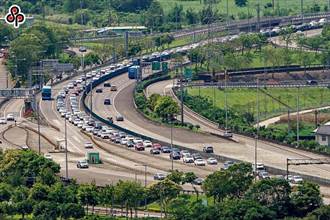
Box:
<box><xmin>146</xmin><ymin>194</ymin><xmax>213</xmax><ymax>212</ymax></box>
<box><xmin>187</xmin><ymin>87</ymin><xmax>330</xmax><ymax>119</ymax></box>
<box><xmin>159</xmin><ymin>0</ymin><xmax>329</xmax><ymax>16</ymax></box>
<box><xmin>268</xmin><ymin>122</ymin><xmax>315</xmax><ymax>136</ymax></box>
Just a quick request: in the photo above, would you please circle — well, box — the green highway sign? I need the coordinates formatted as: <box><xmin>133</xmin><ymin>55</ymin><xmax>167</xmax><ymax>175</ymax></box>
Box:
<box><xmin>184</xmin><ymin>68</ymin><xmax>193</xmax><ymax>79</ymax></box>
<box><xmin>162</xmin><ymin>62</ymin><xmax>168</xmax><ymax>71</ymax></box>
<box><xmin>152</xmin><ymin>61</ymin><xmax>161</xmax><ymax>71</ymax></box>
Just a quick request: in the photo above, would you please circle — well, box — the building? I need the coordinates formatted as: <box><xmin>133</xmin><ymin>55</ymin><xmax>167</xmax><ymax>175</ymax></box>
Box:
<box><xmin>315</xmin><ymin>125</ymin><xmax>330</xmax><ymax>146</ymax></box>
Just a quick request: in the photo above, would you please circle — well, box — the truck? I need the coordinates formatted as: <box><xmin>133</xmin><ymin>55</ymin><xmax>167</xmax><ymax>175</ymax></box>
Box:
<box><xmin>41</xmin><ymin>86</ymin><xmax>52</xmax><ymax>100</ymax></box>
<box><xmin>128</xmin><ymin>65</ymin><xmax>141</xmax><ymax>79</ymax></box>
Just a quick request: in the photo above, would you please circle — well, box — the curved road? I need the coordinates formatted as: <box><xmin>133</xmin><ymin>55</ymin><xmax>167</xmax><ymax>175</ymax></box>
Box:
<box><xmin>89</xmin><ymin>73</ymin><xmax>330</xmax><ymax>182</ymax></box>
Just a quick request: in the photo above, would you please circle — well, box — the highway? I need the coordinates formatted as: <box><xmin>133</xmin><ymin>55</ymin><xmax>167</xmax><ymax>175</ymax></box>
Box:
<box><xmin>87</xmin><ymin>73</ymin><xmax>330</xmax><ymax>182</ymax></box>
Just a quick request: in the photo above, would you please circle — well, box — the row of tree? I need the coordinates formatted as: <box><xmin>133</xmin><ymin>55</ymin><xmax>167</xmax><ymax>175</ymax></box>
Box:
<box><xmin>0</xmin><ymin>141</ymin><xmax>329</xmax><ymax>219</ymax></box>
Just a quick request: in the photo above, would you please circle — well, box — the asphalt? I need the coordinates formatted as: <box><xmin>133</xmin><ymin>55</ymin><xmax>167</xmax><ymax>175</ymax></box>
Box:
<box><xmin>99</xmin><ymin>75</ymin><xmax>330</xmax><ymax>180</ymax></box>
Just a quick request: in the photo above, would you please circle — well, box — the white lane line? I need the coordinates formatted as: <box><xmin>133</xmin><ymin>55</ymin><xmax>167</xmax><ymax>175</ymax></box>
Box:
<box><xmin>67</xmin><ymin>139</ymin><xmax>84</xmax><ymax>154</ymax></box>
<box><xmin>73</xmin><ymin>135</ymin><xmax>82</xmax><ymax>144</ymax></box>
<box><xmin>52</xmin><ymin>119</ymin><xmax>61</xmax><ymax>126</ymax></box>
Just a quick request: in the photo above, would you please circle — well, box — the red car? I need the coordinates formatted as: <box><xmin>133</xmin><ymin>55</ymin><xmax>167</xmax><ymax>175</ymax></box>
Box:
<box><xmin>135</xmin><ymin>143</ymin><xmax>145</xmax><ymax>151</ymax></box>
<box><xmin>152</xmin><ymin>143</ymin><xmax>162</xmax><ymax>150</ymax></box>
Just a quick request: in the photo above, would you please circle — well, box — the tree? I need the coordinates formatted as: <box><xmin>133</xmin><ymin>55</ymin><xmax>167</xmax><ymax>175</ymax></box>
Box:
<box><xmin>99</xmin><ymin>184</ymin><xmax>115</xmax><ymax>215</ymax></box>
<box><xmin>185</xmin><ymin>8</ymin><xmax>199</xmax><ymax>25</ymax></box>
<box><xmin>15</xmin><ymin>200</ymin><xmax>33</xmax><ymax>220</ymax></box>
<box><xmin>110</xmin><ymin>0</ymin><xmax>153</xmax><ymax>13</ymax></box>
<box><xmin>245</xmin><ymin>178</ymin><xmax>291</xmax><ymax>218</ymax></box>
<box><xmin>148</xmin><ymin>179</ymin><xmax>182</xmax><ymax>218</ymax></box>
<box><xmin>145</xmin><ymin>1</ymin><xmax>164</xmax><ymax>30</ymax></box>
<box><xmin>235</xmin><ymin>0</ymin><xmax>248</xmax><ymax>7</ymax></box>
<box><xmin>60</xmin><ymin>203</ymin><xmax>85</xmax><ymax>220</ymax></box>
<box><xmin>168</xmin><ymin>4</ymin><xmax>184</xmax><ymax>24</ymax></box>
<box><xmin>33</xmin><ymin>201</ymin><xmax>59</xmax><ymax>220</ymax></box>
<box><xmin>306</xmin><ymin>205</ymin><xmax>330</xmax><ymax>220</ymax></box>
<box><xmin>0</xmin><ymin>23</ymin><xmax>14</xmax><ymax>47</ymax></box>
<box><xmin>77</xmin><ymin>183</ymin><xmax>99</xmax><ymax>215</ymax></box>
<box><xmin>220</xmin><ymin>199</ymin><xmax>276</xmax><ymax>220</ymax></box>
<box><xmin>166</xmin><ymin>170</ymin><xmax>184</xmax><ymax>184</ymax></box>
<box><xmin>154</xmin><ymin>96</ymin><xmax>180</xmax><ymax>120</ymax></box>
<box><xmin>63</xmin><ymin>0</ymin><xmax>80</xmax><ymax>12</ymax></box>
<box><xmin>203</xmin><ymin>163</ymin><xmax>253</xmax><ymax>203</ymax></box>
<box><xmin>48</xmin><ymin>182</ymin><xmax>77</xmax><ymax>204</ymax></box>
<box><xmin>29</xmin><ymin>183</ymin><xmax>49</xmax><ymax>201</ymax></box>
<box><xmin>148</xmin><ymin>93</ymin><xmax>161</xmax><ymax>111</ymax></box>
<box><xmin>200</xmin><ymin>5</ymin><xmax>219</xmax><ymax>25</ymax></box>
<box><xmin>291</xmin><ymin>181</ymin><xmax>323</xmax><ymax>217</ymax></box>
<box><xmin>37</xmin><ymin>167</ymin><xmax>57</xmax><ymax>186</ymax></box>
<box><xmin>115</xmin><ymin>180</ymin><xmax>144</xmax><ymax>218</ymax></box>
<box><xmin>183</xmin><ymin>172</ymin><xmax>200</xmax><ymax>200</ymax></box>
<box><xmin>0</xmin><ymin>183</ymin><xmax>11</xmax><ymax>202</ymax></box>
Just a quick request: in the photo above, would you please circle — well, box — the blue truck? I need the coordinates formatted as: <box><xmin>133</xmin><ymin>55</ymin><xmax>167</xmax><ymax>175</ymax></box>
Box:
<box><xmin>41</xmin><ymin>86</ymin><xmax>52</xmax><ymax>100</ymax></box>
<box><xmin>128</xmin><ymin>66</ymin><xmax>141</xmax><ymax>79</ymax></box>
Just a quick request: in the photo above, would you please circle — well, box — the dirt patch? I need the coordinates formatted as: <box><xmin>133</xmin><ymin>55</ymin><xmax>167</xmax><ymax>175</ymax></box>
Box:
<box><xmin>278</xmin><ymin>112</ymin><xmax>330</xmax><ymax>124</ymax></box>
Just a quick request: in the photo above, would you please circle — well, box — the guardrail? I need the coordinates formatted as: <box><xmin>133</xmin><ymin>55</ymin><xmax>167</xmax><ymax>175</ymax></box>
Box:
<box><xmin>81</xmin><ymin>63</ymin><xmax>330</xmax><ymax>186</ymax></box>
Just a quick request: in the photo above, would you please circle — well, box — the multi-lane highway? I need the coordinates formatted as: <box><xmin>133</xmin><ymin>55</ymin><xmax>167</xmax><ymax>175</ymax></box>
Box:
<box><xmin>86</xmin><ymin>70</ymin><xmax>330</xmax><ymax>184</ymax></box>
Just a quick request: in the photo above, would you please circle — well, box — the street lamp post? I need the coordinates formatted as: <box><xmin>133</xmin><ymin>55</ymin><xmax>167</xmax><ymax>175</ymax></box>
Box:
<box><xmin>254</xmin><ymin>79</ymin><xmax>260</xmax><ymax>178</ymax></box>
<box><xmin>65</xmin><ymin>115</ymin><xmax>68</xmax><ymax>180</ymax></box>
<box><xmin>168</xmin><ymin>114</ymin><xmax>174</xmax><ymax>171</ymax></box>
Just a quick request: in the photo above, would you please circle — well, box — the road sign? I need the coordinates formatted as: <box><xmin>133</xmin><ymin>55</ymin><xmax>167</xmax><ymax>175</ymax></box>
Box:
<box><xmin>162</xmin><ymin>62</ymin><xmax>168</xmax><ymax>71</ymax></box>
<box><xmin>54</xmin><ymin>63</ymin><xmax>74</xmax><ymax>72</ymax></box>
<box><xmin>152</xmin><ymin>61</ymin><xmax>161</xmax><ymax>71</ymax></box>
<box><xmin>184</xmin><ymin>68</ymin><xmax>193</xmax><ymax>80</ymax></box>
<box><xmin>0</xmin><ymin>89</ymin><xmax>32</xmax><ymax>98</ymax></box>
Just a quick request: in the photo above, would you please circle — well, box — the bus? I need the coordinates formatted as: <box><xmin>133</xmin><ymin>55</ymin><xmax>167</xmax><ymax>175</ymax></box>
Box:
<box><xmin>41</xmin><ymin>86</ymin><xmax>52</xmax><ymax>100</ymax></box>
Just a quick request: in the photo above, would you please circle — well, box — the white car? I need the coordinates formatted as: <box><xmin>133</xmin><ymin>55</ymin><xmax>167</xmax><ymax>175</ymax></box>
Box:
<box><xmin>194</xmin><ymin>159</ymin><xmax>206</xmax><ymax>166</ymax></box>
<box><xmin>44</xmin><ymin>154</ymin><xmax>52</xmax><ymax>160</ymax></box>
<box><xmin>0</xmin><ymin>117</ymin><xmax>7</xmax><ymax>124</ymax></box>
<box><xmin>143</xmin><ymin>140</ymin><xmax>152</xmax><ymax>148</ymax></box>
<box><xmin>120</xmin><ymin>138</ymin><xmax>128</xmax><ymax>145</ymax></box>
<box><xmin>60</xmin><ymin>111</ymin><xmax>67</xmax><ymax>117</ymax></box>
<box><xmin>85</xmin><ymin>126</ymin><xmax>94</xmax><ymax>132</ymax></box>
<box><xmin>133</xmin><ymin>138</ymin><xmax>143</xmax><ymax>144</ymax></box>
<box><xmin>6</xmin><ymin>114</ymin><xmax>15</xmax><ymax>121</ymax></box>
<box><xmin>84</xmin><ymin>142</ymin><xmax>93</xmax><ymax>149</ymax></box>
<box><xmin>68</xmin><ymin>83</ymin><xmax>74</xmax><ymax>89</ymax></box>
<box><xmin>73</xmin><ymin>119</ymin><xmax>80</xmax><ymax>125</ymax></box>
<box><xmin>207</xmin><ymin>157</ymin><xmax>218</xmax><ymax>165</ymax></box>
<box><xmin>100</xmin><ymin>132</ymin><xmax>110</xmax><ymax>139</ymax></box>
<box><xmin>291</xmin><ymin>176</ymin><xmax>303</xmax><ymax>184</ymax></box>
<box><xmin>77</xmin><ymin>122</ymin><xmax>84</xmax><ymax>128</ymax></box>
<box><xmin>183</xmin><ymin>156</ymin><xmax>194</xmax><ymax>163</ymax></box>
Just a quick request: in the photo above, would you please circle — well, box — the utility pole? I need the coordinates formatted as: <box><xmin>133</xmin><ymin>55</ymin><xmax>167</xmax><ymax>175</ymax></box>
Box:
<box><xmin>90</xmin><ymin>82</ymin><xmax>93</xmax><ymax>117</ymax></box>
<box><xmin>80</xmin><ymin>0</ymin><xmax>84</xmax><ymax>25</ymax></box>
<box><xmin>257</xmin><ymin>0</ymin><xmax>261</xmax><ymax>32</ymax></box>
<box><xmin>180</xmin><ymin>66</ymin><xmax>184</xmax><ymax>125</ymax></box>
<box><xmin>170</xmin><ymin>115</ymin><xmax>174</xmax><ymax>171</ymax></box>
<box><xmin>35</xmin><ymin>94</ymin><xmax>41</xmax><ymax>155</ymax></box>
<box><xmin>296</xmin><ymin>87</ymin><xmax>300</xmax><ymax>148</ymax></box>
<box><xmin>225</xmin><ymin>70</ymin><xmax>228</xmax><ymax>131</ymax></box>
<box><xmin>254</xmin><ymin>79</ymin><xmax>260</xmax><ymax>177</ymax></box>
<box><xmin>300</xmin><ymin>0</ymin><xmax>304</xmax><ymax>22</ymax></box>
<box><xmin>65</xmin><ymin>115</ymin><xmax>68</xmax><ymax>180</ymax></box>
<box><xmin>226</xmin><ymin>0</ymin><xmax>229</xmax><ymax>28</ymax></box>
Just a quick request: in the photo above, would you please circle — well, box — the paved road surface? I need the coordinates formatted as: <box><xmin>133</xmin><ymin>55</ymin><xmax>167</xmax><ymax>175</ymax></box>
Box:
<box><xmin>117</xmin><ymin>78</ymin><xmax>330</xmax><ymax>180</ymax></box>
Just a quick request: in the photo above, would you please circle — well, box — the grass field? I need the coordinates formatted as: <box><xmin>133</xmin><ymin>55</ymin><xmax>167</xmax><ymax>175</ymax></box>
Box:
<box><xmin>159</xmin><ymin>0</ymin><xmax>329</xmax><ymax>16</ymax></box>
<box><xmin>187</xmin><ymin>87</ymin><xmax>330</xmax><ymax>119</ymax></box>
